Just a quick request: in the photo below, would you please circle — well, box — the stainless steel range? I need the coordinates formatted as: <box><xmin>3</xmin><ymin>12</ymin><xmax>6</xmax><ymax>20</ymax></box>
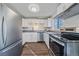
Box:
<box><xmin>49</xmin><ymin>32</ymin><xmax>79</xmax><ymax>56</ymax></box>
<box><xmin>49</xmin><ymin>33</ymin><xmax>64</xmax><ymax>56</ymax></box>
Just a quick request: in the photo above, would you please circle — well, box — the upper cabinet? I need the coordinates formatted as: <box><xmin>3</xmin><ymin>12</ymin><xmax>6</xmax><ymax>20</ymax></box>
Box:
<box><xmin>47</xmin><ymin>18</ymin><xmax>52</xmax><ymax>27</ymax></box>
<box><xmin>64</xmin><ymin>3</ymin><xmax>74</xmax><ymax>11</ymax></box>
<box><xmin>54</xmin><ymin>3</ymin><xmax>74</xmax><ymax>18</ymax></box>
<box><xmin>57</xmin><ymin>3</ymin><xmax>74</xmax><ymax>15</ymax></box>
<box><xmin>22</xmin><ymin>19</ymin><xmax>48</xmax><ymax>30</ymax></box>
<box><xmin>57</xmin><ymin>4</ymin><xmax>65</xmax><ymax>15</ymax></box>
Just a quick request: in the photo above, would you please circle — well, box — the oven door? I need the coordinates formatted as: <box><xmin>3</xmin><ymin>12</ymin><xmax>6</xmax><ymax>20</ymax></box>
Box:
<box><xmin>49</xmin><ymin>36</ymin><xmax>64</xmax><ymax>56</ymax></box>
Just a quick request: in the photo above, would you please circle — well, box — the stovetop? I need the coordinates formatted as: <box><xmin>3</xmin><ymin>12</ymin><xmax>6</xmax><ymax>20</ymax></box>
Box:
<box><xmin>61</xmin><ymin>32</ymin><xmax>79</xmax><ymax>40</ymax></box>
<box><xmin>49</xmin><ymin>32</ymin><xmax>79</xmax><ymax>43</ymax></box>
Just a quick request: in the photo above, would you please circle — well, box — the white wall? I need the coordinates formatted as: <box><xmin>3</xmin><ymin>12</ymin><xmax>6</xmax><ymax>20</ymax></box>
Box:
<box><xmin>62</xmin><ymin>14</ymin><xmax>79</xmax><ymax>28</ymax></box>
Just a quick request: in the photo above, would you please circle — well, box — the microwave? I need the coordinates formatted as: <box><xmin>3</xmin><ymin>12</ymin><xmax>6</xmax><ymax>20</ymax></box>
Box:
<box><xmin>60</xmin><ymin>27</ymin><xmax>76</xmax><ymax>32</ymax></box>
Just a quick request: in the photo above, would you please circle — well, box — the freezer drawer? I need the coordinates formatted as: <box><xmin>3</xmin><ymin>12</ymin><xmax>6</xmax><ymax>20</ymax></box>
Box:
<box><xmin>0</xmin><ymin>40</ymin><xmax>22</xmax><ymax>56</ymax></box>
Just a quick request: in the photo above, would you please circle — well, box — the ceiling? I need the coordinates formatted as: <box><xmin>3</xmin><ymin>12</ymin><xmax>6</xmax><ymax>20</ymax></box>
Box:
<box><xmin>5</xmin><ymin>3</ymin><xmax>59</xmax><ymax>18</ymax></box>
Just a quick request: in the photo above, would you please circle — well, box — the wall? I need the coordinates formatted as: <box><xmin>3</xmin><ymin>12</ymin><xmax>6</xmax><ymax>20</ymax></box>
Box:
<box><xmin>62</xmin><ymin>14</ymin><xmax>79</xmax><ymax>28</ymax></box>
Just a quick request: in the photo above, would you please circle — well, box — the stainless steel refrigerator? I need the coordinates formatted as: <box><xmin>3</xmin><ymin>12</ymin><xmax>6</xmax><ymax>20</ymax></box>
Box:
<box><xmin>0</xmin><ymin>4</ymin><xmax>22</xmax><ymax>56</ymax></box>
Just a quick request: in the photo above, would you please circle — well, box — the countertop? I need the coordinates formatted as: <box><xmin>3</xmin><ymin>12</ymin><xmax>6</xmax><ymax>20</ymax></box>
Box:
<box><xmin>22</xmin><ymin>30</ymin><xmax>56</xmax><ymax>33</ymax></box>
<box><xmin>23</xmin><ymin>30</ymin><xmax>44</xmax><ymax>32</ymax></box>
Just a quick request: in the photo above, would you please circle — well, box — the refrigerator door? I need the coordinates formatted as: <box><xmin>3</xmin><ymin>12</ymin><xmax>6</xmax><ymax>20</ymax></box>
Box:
<box><xmin>0</xmin><ymin>40</ymin><xmax>22</xmax><ymax>56</ymax></box>
<box><xmin>0</xmin><ymin>4</ymin><xmax>4</xmax><ymax>50</ymax></box>
<box><xmin>3</xmin><ymin>5</ymin><xmax>22</xmax><ymax>47</ymax></box>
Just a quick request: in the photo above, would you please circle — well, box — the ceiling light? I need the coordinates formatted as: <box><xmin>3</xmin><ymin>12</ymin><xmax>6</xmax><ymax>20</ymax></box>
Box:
<box><xmin>28</xmin><ymin>4</ymin><xmax>39</xmax><ymax>12</ymax></box>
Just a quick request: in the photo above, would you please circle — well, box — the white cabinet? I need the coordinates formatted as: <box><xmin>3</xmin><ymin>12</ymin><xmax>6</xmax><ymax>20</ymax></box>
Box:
<box><xmin>43</xmin><ymin>32</ymin><xmax>49</xmax><ymax>48</ymax></box>
<box><xmin>57</xmin><ymin>3</ymin><xmax>74</xmax><ymax>15</ymax></box>
<box><xmin>64</xmin><ymin>3</ymin><xmax>74</xmax><ymax>11</ymax></box>
<box><xmin>22</xmin><ymin>19</ymin><xmax>48</xmax><ymax>30</ymax></box>
<box><xmin>48</xmin><ymin>19</ymin><xmax>52</xmax><ymax>27</ymax></box>
<box><xmin>57</xmin><ymin>4</ymin><xmax>64</xmax><ymax>15</ymax></box>
<box><xmin>22</xmin><ymin>32</ymin><xmax>39</xmax><ymax>44</ymax></box>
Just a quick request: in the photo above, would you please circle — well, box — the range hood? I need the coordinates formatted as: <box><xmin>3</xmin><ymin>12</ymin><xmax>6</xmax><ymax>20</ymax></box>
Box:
<box><xmin>57</xmin><ymin>3</ymin><xmax>79</xmax><ymax>19</ymax></box>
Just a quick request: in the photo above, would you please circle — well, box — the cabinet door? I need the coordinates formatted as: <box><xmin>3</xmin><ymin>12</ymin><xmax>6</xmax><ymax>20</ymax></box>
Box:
<box><xmin>43</xmin><ymin>33</ymin><xmax>49</xmax><ymax>48</ymax></box>
<box><xmin>48</xmin><ymin>20</ymin><xmax>52</xmax><ymax>27</ymax></box>
<box><xmin>31</xmin><ymin>32</ymin><xmax>38</xmax><ymax>42</ymax></box>
<box><xmin>57</xmin><ymin>3</ymin><xmax>74</xmax><ymax>15</ymax></box>
<box><xmin>22</xmin><ymin>32</ymin><xmax>31</xmax><ymax>44</ymax></box>
<box><xmin>22</xmin><ymin>32</ymin><xmax>38</xmax><ymax>44</ymax></box>
<box><xmin>57</xmin><ymin>4</ymin><xmax>64</xmax><ymax>15</ymax></box>
<box><xmin>64</xmin><ymin>3</ymin><xmax>74</xmax><ymax>11</ymax></box>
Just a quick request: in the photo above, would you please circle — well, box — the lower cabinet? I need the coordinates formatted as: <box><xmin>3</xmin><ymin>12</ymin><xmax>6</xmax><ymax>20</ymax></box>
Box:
<box><xmin>43</xmin><ymin>32</ymin><xmax>49</xmax><ymax>48</ymax></box>
<box><xmin>22</xmin><ymin>32</ymin><xmax>39</xmax><ymax>44</ymax></box>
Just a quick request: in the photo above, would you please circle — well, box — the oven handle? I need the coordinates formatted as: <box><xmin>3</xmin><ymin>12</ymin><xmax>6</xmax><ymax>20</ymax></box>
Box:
<box><xmin>49</xmin><ymin>36</ymin><xmax>65</xmax><ymax>46</ymax></box>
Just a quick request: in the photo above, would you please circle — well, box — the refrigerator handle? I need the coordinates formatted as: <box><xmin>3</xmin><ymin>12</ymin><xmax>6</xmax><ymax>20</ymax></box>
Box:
<box><xmin>3</xmin><ymin>16</ymin><xmax>7</xmax><ymax>46</ymax></box>
<box><xmin>2</xmin><ymin>16</ymin><xmax>5</xmax><ymax>46</ymax></box>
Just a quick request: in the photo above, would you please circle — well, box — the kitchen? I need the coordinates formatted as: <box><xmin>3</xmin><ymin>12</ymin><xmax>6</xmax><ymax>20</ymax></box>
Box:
<box><xmin>0</xmin><ymin>3</ymin><xmax>79</xmax><ymax>56</ymax></box>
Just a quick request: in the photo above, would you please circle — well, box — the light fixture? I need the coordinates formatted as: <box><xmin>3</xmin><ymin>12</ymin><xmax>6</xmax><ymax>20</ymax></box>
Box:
<box><xmin>28</xmin><ymin>4</ymin><xmax>39</xmax><ymax>12</ymax></box>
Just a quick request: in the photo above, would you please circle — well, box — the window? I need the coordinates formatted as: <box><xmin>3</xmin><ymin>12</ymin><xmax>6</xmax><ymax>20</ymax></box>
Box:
<box><xmin>54</xmin><ymin>17</ymin><xmax>63</xmax><ymax>29</ymax></box>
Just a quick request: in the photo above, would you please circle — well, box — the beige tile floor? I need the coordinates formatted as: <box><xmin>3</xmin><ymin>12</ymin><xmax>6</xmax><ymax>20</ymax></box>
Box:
<box><xmin>21</xmin><ymin>42</ymin><xmax>49</xmax><ymax>56</ymax></box>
